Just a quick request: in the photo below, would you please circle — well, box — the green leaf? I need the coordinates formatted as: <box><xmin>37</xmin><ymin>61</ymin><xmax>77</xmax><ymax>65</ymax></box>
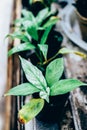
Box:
<box><xmin>43</xmin><ymin>16</ymin><xmax>59</xmax><ymax>29</ymax></box>
<box><xmin>22</xmin><ymin>20</ymin><xmax>33</xmax><ymax>29</ymax></box>
<box><xmin>36</xmin><ymin>8</ymin><xmax>49</xmax><ymax>25</ymax></box>
<box><xmin>50</xmin><ymin>79</ymin><xmax>86</xmax><ymax>96</ymax></box>
<box><xmin>7</xmin><ymin>31</ymin><xmax>30</xmax><ymax>42</ymax></box>
<box><xmin>20</xmin><ymin>57</ymin><xmax>47</xmax><ymax>90</ymax></box>
<box><xmin>14</xmin><ymin>18</ymin><xmax>23</xmax><ymax>25</ymax></box>
<box><xmin>22</xmin><ymin>9</ymin><xmax>35</xmax><ymax>21</ymax></box>
<box><xmin>38</xmin><ymin>44</ymin><xmax>48</xmax><ymax>60</ymax></box>
<box><xmin>40</xmin><ymin>26</ymin><xmax>52</xmax><ymax>45</ymax></box>
<box><xmin>46</xmin><ymin>58</ymin><xmax>64</xmax><ymax>87</ymax></box>
<box><xmin>8</xmin><ymin>42</ymin><xmax>35</xmax><ymax>57</ymax></box>
<box><xmin>40</xmin><ymin>87</ymin><xmax>50</xmax><ymax>103</ymax></box>
<box><xmin>18</xmin><ymin>98</ymin><xmax>44</xmax><ymax>123</ymax></box>
<box><xmin>5</xmin><ymin>83</ymin><xmax>40</xmax><ymax>96</ymax></box>
<box><xmin>58</xmin><ymin>48</ymin><xmax>74</xmax><ymax>55</ymax></box>
<box><xmin>29</xmin><ymin>0</ymin><xmax>33</xmax><ymax>4</ymax></box>
<box><xmin>27</xmin><ymin>25</ymin><xmax>38</xmax><ymax>41</ymax></box>
<box><xmin>58</xmin><ymin>48</ymin><xmax>87</xmax><ymax>58</ymax></box>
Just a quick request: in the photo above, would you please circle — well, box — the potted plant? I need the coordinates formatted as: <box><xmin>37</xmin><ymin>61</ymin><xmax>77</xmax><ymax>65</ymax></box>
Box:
<box><xmin>73</xmin><ymin>0</ymin><xmax>87</xmax><ymax>41</ymax></box>
<box><xmin>7</xmin><ymin>8</ymin><xmax>62</xmax><ymax>65</ymax></box>
<box><xmin>5</xmin><ymin>49</ymin><xmax>87</xmax><ymax>124</ymax></box>
<box><xmin>5</xmin><ymin>0</ymin><xmax>87</xmax><ymax>126</ymax></box>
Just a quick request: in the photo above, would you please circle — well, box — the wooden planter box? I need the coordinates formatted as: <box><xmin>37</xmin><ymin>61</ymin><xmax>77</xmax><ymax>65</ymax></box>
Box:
<box><xmin>5</xmin><ymin>1</ymin><xmax>87</xmax><ymax>130</ymax></box>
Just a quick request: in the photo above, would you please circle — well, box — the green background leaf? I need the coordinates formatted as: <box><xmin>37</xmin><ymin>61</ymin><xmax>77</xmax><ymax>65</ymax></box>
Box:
<box><xmin>43</xmin><ymin>16</ymin><xmax>59</xmax><ymax>28</ymax></box>
<box><xmin>40</xmin><ymin>26</ymin><xmax>52</xmax><ymax>45</ymax></box>
<box><xmin>8</xmin><ymin>42</ymin><xmax>35</xmax><ymax>57</ymax></box>
<box><xmin>36</xmin><ymin>8</ymin><xmax>49</xmax><ymax>25</ymax></box>
<box><xmin>22</xmin><ymin>9</ymin><xmax>35</xmax><ymax>21</ymax></box>
<box><xmin>27</xmin><ymin>25</ymin><xmax>38</xmax><ymax>41</ymax></box>
<box><xmin>58</xmin><ymin>48</ymin><xmax>87</xmax><ymax>58</ymax></box>
<box><xmin>7</xmin><ymin>31</ymin><xmax>29</xmax><ymax>42</ymax></box>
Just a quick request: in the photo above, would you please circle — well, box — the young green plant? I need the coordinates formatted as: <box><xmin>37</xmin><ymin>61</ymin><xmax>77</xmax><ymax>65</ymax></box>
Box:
<box><xmin>5</xmin><ymin>55</ymin><xmax>87</xmax><ymax>123</ymax></box>
<box><xmin>7</xmin><ymin>8</ymin><xmax>59</xmax><ymax>64</ymax></box>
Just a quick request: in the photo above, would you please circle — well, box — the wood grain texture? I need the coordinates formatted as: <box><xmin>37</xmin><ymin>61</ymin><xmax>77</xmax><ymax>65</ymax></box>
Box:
<box><xmin>4</xmin><ymin>0</ymin><xmax>21</xmax><ymax>130</ymax></box>
<box><xmin>57</xmin><ymin>5</ymin><xmax>87</xmax><ymax>129</ymax></box>
<box><xmin>0</xmin><ymin>0</ymin><xmax>14</xmax><ymax>130</ymax></box>
<box><xmin>63</xmin><ymin>38</ymin><xmax>87</xmax><ymax>130</ymax></box>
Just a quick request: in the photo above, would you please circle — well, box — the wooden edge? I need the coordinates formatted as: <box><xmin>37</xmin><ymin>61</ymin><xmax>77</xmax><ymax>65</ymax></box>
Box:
<box><xmin>69</xmin><ymin>92</ymin><xmax>82</xmax><ymax>130</ymax></box>
<box><xmin>4</xmin><ymin>0</ymin><xmax>21</xmax><ymax>130</ymax></box>
<box><xmin>4</xmin><ymin>55</ymin><xmax>13</xmax><ymax>130</ymax></box>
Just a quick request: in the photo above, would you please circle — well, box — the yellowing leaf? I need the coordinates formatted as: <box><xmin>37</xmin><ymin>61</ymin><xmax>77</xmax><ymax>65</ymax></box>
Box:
<box><xmin>58</xmin><ymin>48</ymin><xmax>87</xmax><ymax>58</ymax></box>
<box><xmin>74</xmin><ymin>51</ymin><xmax>87</xmax><ymax>58</ymax></box>
<box><xmin>18</xmin><ymin>98</ymin><xmax>44</xmax><ymax>123</ymax></box>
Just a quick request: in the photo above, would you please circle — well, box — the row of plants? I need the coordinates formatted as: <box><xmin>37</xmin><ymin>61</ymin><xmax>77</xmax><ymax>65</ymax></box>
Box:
<box><xmin>5</xmin><ymin>0</ymin><xmax>87</xmax><ymax>126</ymax></box>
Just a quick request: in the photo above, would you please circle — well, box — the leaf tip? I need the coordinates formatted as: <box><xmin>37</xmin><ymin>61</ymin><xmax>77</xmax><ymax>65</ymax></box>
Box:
<box><xmin>18</xmin><ymin>115</ymin><xmax>27</xmax><ymax>124</ymax></box>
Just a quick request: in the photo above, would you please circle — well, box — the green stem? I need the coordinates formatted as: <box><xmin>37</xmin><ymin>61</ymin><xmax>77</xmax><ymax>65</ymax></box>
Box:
<box><xmin>43</xmin><ymin>51</ymin><xmax>59</xmax><ymax>65</ymax></box>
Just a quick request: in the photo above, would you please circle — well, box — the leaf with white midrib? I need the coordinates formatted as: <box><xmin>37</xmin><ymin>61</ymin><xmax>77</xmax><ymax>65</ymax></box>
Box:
<box><xmin>46</xmin><ymin>58</ymin><xmax>64</xmax><ymax>87</ymax></box>
<box><xmin>8</xmin><ymin>42</ymin><xmax>35</xmax><ymax>57</ymax></box>
<box><xmin>5</xmin><ymin>83</ymin><xmax>40</xmax><ymax>96</ymax></box>
<box><xmin>50</xmin><ymin>79</ymin><xmax>87</xmax><ymax>96</ymax></box>
<box><xmin>38</xmin><ymin>44</ymin><xmax>48</xmax><ymax>60</ymax></box>
<box><xmin>20</xmin><ymin>57</ymin><xmax>47</xmax><ymax>91</ymax></box>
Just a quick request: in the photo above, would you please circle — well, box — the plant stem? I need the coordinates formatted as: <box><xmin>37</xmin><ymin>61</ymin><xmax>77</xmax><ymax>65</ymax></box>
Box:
<box><xmin>42</xmin><ymin>51</ymin><xmax>59</xmax><ymax>65</ymax></box>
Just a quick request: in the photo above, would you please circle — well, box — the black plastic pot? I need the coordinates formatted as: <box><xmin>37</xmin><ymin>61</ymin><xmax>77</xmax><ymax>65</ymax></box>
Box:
<box><xmin>33</xmin><ymin>92</ymin><xmax>69</xmax><ymax>123</ymax></box>
<box><xmin>22</xmin><ymin>0</ymin><xmax>30</xmax><ymax>9</ymax></box>
<box><xmin>22</xmin><ymin>0</ymin><xmax>45</xmax><ymax>16</ymax></box>
<box><xmin>47</xmin><ymin>30</ymin><xmax>63</xmax><ymax>58</ymax></box>
<box><xmin>30</xmin><ymin>1</ymin><xmax>45</xmax><ymax>16</ymax></box>
<box><xmin>18</xmin><ymin>50</ymin><xmax>34</xmax><ymax>59</ymax></box>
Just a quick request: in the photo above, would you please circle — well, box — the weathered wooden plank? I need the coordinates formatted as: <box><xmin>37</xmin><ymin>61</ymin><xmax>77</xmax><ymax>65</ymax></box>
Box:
<box><xmin>4</xmin><ymin>55</ymin><xmax>13</xmax><ymax>130</ymax></box>
<box><xmin>4</xmin><ymin>0</ymin><xmax>21</xmax><ymax>130</ymax></box>
<box><xmin>57</xmin><ymin>4</ymin><xmax>87</xmax><ymax>130</ymax></box>
<box><xmin>0</xmin><ymin>0</ymin><xmax>14</xmax><ymax>130</ymax></box>
<box><xmin>63</xmin><ymin>39</ymin><xmax>87</xmax><ymax>130</ymax></box>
